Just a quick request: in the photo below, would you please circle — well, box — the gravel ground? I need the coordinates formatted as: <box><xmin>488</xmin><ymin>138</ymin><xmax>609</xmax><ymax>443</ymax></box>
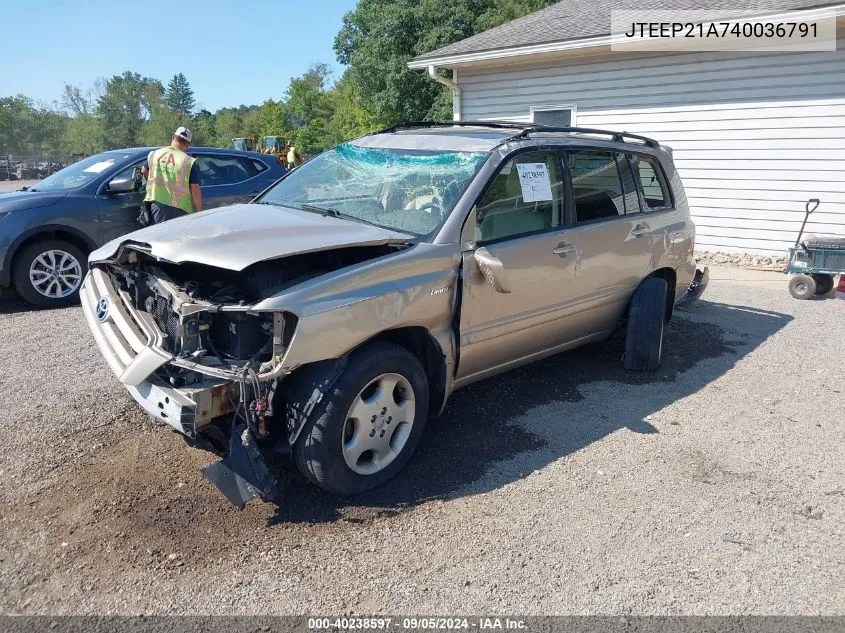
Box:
<box><xmin>0</xmin><ymin>268</ymin><xmax>843</xmax><ymax>615</ymax></box>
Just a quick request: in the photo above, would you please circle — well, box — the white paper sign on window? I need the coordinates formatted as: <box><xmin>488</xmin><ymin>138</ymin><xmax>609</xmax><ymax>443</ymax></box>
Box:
<box><xmin>516</xmin><ymin>163</ymin><xmax>553</xmax><ymax>202</ymax></box>
<box><xmin>83</xmin><ymin>159</ymin><xmax>114</xmax><ymax>174</ymax></box>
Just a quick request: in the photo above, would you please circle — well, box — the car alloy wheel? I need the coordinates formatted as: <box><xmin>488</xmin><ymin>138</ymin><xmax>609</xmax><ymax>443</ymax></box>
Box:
<box><xmin>29</xmin><ymin>249</ymin><xmax>83</xmax><ymax>299</ymax></box>
<box><xmin>341</xmin><ymin>372</ymin><xmax>416</xmax><ymax>476</ymax></box>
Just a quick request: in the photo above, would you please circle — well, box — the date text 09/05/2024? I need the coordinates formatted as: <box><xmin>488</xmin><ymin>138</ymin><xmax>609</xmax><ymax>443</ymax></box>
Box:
<box><xmin>307</xmin><ymin>618</ymin><xmax>528</xmax><ymax>630</ymax></box>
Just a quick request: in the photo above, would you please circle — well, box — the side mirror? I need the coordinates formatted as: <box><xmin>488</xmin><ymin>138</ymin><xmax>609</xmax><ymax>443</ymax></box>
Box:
<box><xmin>474</xmin><ymin>246</ymin><xmax>511</xmax><ymax>294</ymax></box>
<box><xmin>107</xmin><ymin>175</ymin><xmax>135</xmax><ymax>194</ymax></box>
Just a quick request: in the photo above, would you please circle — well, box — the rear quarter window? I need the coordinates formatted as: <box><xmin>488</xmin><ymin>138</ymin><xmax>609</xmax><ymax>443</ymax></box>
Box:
<box><xmin>630</xmin><ymin>155</ymin><xmax>673</xmax><ymax>210</ymax></box>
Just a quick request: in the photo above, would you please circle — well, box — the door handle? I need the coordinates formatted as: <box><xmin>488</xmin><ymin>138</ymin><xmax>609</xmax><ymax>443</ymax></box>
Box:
<box><xmin>670</xmin><ymin>231</ymin><xmax>685</xmax><ymax>244</ymax></box>
<box><xmin>631</xmin><ymin>224</ymin><xmax>650</xmax><ymax>238</ymax></box>
<box><xmin>553</xmin><ymin>243</ymin><xmax>576</xmax><ymax>256</ymax></box>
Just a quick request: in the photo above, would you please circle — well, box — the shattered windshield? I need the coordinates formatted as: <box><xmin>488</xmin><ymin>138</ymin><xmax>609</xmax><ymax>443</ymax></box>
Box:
<box><xmin>257</xmin><ymin>143</ymin><xmax>488</xmax><ymax>236</ymax></box>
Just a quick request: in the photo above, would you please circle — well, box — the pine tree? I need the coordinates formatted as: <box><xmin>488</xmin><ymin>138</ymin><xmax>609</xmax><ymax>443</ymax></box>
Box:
<box><xmin>165</xmin><ymin>73</ymin><xmax>195</xmax><ymax>122</ymax></box>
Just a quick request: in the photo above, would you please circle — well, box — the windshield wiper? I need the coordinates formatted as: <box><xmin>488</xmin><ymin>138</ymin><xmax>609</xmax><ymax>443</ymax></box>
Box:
<box><xmin>300</xmin><ymin>203</ymin><xmax>340</xmax><ymax>216</ymax></box>
<box><xmin>300</xmin><ymin>203</ymin><xmax>378</xmax><ymax>227</ymax></box>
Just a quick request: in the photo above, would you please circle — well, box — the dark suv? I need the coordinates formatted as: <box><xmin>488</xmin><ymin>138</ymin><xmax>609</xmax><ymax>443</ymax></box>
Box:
<box><xmin>0</xmin><ymin>147</ymin><xmax>285</xmax><ymax>307</ymax></box>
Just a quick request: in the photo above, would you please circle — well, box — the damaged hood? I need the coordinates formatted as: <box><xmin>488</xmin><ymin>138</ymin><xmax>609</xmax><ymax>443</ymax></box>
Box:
<box><xmin>89</xmin><ymin>203</ymin><xmax>414</xmax><ymax>270</ymax></box>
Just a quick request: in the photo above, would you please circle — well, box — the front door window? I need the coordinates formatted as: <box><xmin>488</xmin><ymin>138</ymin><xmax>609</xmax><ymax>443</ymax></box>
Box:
<box><xmin>476</xmin><ymin>150</ymin><xmax>564</xmax><ymax>243</ymax></box>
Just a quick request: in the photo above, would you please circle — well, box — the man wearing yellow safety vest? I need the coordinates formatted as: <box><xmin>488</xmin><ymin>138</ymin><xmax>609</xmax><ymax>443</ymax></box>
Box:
<box><xmin>286</xmin><ymin>145</ymin><xmax>302</xmax><ymax>170</ymax></box>
<box><xmin>138</xmin><ymin>126</ymin><xmax>202</xmax><ymax>225</ymax></box>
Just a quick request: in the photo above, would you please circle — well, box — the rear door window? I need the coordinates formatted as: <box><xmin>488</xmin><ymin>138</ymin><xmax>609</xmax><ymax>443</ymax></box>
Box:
<box><xmin>630</xmin><ymin>154</ymin><xmax>672</xmax><ymax>210</ymax></box>
<box><xmin>194</xmin><ymin>154</ymin><xmax>260</xmax><ymax>186</ymax></box>
<box><xmin>567</xmin><ymin>150</ymin><xmax>636</xmax><ymax>222</ymax></box>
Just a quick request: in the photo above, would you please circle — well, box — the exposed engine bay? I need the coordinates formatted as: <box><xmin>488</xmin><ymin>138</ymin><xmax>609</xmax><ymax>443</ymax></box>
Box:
<box><xmin>107</xmin><ymin>243</ymin><xmax>400</xmax><ymax>377</ymax></box>
<box><xmin>93</xmin><ymin>242</ymin><xmax>407</xmax><ymax>507</ymax></box>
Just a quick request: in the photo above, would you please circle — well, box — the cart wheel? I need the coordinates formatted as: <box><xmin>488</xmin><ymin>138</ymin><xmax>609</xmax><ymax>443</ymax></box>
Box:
<box><xmin>812</xmin><ymin>273</ymin><xmax>835</xmax><ymax>296</ymax></box>
<box><xmin>789</xmin><ymin>274</ymin><xmax>817</xmax><ymax>300</ymax></box>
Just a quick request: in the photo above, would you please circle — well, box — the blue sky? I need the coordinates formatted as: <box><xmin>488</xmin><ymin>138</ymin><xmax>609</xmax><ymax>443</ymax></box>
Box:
<box><xmin>1</xmin><ymin>0</ymin><xmax>358</xmax><ymax>111</ymax></box>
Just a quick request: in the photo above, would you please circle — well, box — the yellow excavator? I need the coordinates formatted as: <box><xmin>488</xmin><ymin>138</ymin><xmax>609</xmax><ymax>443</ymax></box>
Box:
<box><xmin>230</xmin><ymin>137</ymin><xmax>256</xmax><ymax>152</ymax></box>
<box><xmin>256</xmin><ymin>135</ymin><xmax>289</xmax><ymax>165</ymax></box>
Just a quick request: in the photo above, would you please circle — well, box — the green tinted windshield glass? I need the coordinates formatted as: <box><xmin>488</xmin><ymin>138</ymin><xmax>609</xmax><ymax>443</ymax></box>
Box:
<box><xmin>33</xmin><ymin>153</ymin><xmax>133</xmax><ymax>191</ymax></box>
<box><xmin>258</xmin><ymin>143</ymin><xmax>487</xmax><ymax>236</ymax></box>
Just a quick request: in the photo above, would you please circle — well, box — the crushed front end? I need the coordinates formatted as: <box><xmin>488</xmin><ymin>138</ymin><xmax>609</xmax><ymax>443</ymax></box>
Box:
<box><xmin>80</xmin><ymin>244</ymin><xmax>301</xmax><ymax>507</ymax></box>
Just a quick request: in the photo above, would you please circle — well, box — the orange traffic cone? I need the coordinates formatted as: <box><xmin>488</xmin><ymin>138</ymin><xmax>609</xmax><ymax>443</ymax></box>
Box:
<box><xmin>837</xmin><ymin>274</ymin><xmax>845</xmax><ymax>299</ymax></box>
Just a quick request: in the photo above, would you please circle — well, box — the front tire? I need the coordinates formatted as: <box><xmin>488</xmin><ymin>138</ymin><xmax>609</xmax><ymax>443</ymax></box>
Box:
<box><xmin>623</xmin><ymin>277</ymin><xmax>668</xmax><ymax>372</ymax></box>
<box><xmin>294</xmin><ymin>341</ymin><xmax>429</xmax><ymax>496</ymax></box>
<box><xmin>789</xmin><ymin>274</ymin><xmax>817</xmax><ymax>300</ymax></box>
<box><xmin>12</xmin><ymin>239</ymin><xmax>87</xmax><ymax>308</ymax></box>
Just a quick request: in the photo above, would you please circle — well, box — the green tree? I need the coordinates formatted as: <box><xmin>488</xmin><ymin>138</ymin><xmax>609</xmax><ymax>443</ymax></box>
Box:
<box><xmin>61</xmin><ymin>84</ymin><xmax>94</xmax><ymax>116</ymax></box>
<box><xmin>95</xmin><ymin>71</ymin><xmax>162</xmax><ymax>149</ymax></box>
<box><xmin>0</xmin><ymin>95</ymin><xmax>35</xmax><ymax>154</ymax></box>
<box><xmin>327</xmin><ymin>70</ymin><xmax>379</xmax><ymax>143</ymax></box>
<box><xmin>138</xmin><ymin>102</ymin><xmax>180</xmax><ymax>147</ymax></box>
<box><xmin>241</xmin><ymin>108</ymin><xmax>264</xmax><ymax>144</ymax></box>
<box><xmin>32</xmin><ymin>107</ymin><xmax>69</xmax><ymax>155</ymax></box>
<box><xmin>255</xmin><ymin>99</ymin><xmax>287</xmax><ymax>138</ymax></box>
<box><xmin>191</xmin><ymin>109</ymin><xmax>216</xmax><ymax>146</ymax></box>
<box><xmin>214</xmin><ymin>110</ymin><xmax>244</xmax><ymax>147</ymax></box>
<box><xmin>0</xmin><ymin>102</ymin><xmax>11</xmax><ymax>152</ymax></box>
<box><xmin>0</xmin><ymin>95</ymin><xmax>68</xmax><ymax>155</ymax></box>
<box><xmin>61</xmin><ymin>114</ymin><xmax>103</xmax><ymax>155</ymax></box>
<box><xmin>214</xmin><ymin>105</ymin><xmax>262</xmax><ymax>146</ymax></box>
<box><xmin>335</xmin><ymin>0</ymin><xmax>555</xmax><ymax>123</ymax></box>
<box><xmin>165</xmin><ymin>73</ymin><xmax>196</xmax><ymax>122</ymax></box>
<box><xmin>283</xmin><ymin>63</ymin><xmax>336</xmax><ymax>154</ymax></box>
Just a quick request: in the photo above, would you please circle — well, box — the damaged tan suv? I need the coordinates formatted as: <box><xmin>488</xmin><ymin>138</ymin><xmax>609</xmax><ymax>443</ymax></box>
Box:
<box><xmin>81</xmin><ymin>122</ymin><xmax>708</xmax><ymax>507</ymax></box>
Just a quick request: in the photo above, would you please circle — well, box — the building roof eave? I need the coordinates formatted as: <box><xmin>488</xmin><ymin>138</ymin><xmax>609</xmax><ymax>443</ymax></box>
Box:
<box><xmin>407</xmin><ymin>35</ymin><xmax>612</xmax><ymax>69</ymax></box>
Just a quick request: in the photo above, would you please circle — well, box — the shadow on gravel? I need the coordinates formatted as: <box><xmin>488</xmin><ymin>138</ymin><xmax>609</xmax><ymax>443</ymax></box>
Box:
<box><xmin>270</xmin><ymin>300</ymin><xmax>792</xmax><ymax>524</ymax></box>
<box><xmin>0</xmin><ymin>294</ymin><xmax>38</xmax><ymax>315</ymax></box>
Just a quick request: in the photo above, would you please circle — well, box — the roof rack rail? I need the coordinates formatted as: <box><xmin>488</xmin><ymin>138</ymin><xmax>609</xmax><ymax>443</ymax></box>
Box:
<box><xmin>373</xmin><ymin>120</ymin><xmax>533</xmax><ymax>134</ymax></box>
<box><xmin>370</xmin><ymin>120</ymin><xmax>660</xmax><ymax>149</ymax></box>
<box><xmin>508</xmin><ymin>126</ymin><xmax>660</xmax><ymax>148</ymax></box>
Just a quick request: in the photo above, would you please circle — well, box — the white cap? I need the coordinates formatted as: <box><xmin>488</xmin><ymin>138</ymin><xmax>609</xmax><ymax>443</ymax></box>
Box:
<box><xmin>174</xmin><ymin>126</ymin><xmax>192</xmax><ymax>143</ymax></box>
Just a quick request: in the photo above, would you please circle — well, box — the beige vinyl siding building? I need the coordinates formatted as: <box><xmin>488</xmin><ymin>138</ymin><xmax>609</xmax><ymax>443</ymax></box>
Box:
<box><xmin>410</xmin><ymin>2</ymin><xmax>845</xmax><ymax>254</ymax></box>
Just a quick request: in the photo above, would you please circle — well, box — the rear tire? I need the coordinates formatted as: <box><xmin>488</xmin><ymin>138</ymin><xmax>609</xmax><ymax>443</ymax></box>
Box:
<box><xmin>293</xmin><ymin>341</ymin><xmax>429</xmax><ymax>496</ymax></box>
<box><xmin>12</xmin><ymin>239</ymin><xmax>87</xmax><ymax>308</ymax></box>
<box><xmin>623</xmin><ymin>277</ymin><xmax>667</xmax><ymax>372</ymax></box>
<box><xmin>812</xmin><ymin>273</ymin><xmax>834</xmax><ymax>296</ymax></box>
<box><xmin>788</xmin><ymin>274</ymin><xmax>816</xmax><ymax>300</ymax></box>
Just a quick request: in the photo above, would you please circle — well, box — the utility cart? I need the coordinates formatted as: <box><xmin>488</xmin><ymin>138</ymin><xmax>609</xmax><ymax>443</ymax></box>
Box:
<box><xmin>786</xmin><ymin>199</ymin><xmax>845</xmax><ymax>299</ymax></box>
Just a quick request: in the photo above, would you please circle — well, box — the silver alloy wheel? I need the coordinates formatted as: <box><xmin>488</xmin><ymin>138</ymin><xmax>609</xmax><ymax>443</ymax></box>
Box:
<box><xmin>28</xmin><ymin>249</ymin><xmax>82</xmax><ymax>299</ymax></box>
<box><xmin>342</xmin><ymin>372</ymin><xmax>416</xmax><ymax>476</ymax></box>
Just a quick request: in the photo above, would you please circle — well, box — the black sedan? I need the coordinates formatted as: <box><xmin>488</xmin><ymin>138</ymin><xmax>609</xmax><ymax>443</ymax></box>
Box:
<box><xmin>0</xmin><ymin>147</ymin><xmax>286</xmax><ymax>307</ymax></box>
